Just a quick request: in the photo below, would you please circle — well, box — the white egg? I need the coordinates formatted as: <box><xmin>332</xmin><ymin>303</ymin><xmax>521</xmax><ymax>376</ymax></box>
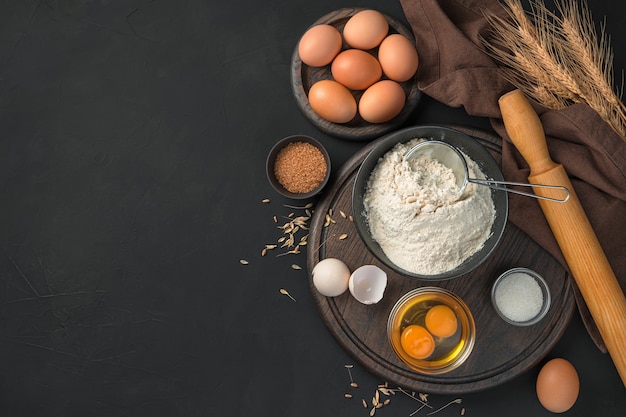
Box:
<box><xmin>348</xmin><ymin>265</ymin><xmax>387</xmax><ymax>304</ymax></box>
<box><xmin>312</xmin><ymin>258</ymin><xmax>351</xmax><ymax>297</ymax></box>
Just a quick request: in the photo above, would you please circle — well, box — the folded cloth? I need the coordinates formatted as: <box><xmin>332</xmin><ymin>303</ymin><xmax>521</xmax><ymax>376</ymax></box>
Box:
<box><xmin>400</xmin><ymin>0</ymin><xmax>626</xmax><ymax>352</ymax></box>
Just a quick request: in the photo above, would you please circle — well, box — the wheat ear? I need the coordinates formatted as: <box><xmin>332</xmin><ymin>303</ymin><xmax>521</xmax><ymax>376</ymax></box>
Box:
<box><xmin>482</xmin><ymin>0</ymin><xmax>626</xmax><ymax>140</ymax></box>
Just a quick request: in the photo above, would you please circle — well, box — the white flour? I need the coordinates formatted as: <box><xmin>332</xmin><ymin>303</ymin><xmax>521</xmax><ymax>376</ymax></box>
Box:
<box><xmin>363</xmin><ymin>138</ymin><xmax>496</xmax><ymax>275</ymax></box>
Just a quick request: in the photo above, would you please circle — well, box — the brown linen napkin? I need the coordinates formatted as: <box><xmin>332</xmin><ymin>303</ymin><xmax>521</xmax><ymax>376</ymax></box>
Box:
<box><xmin>400</xmin><ymin>0</ymin><xmax>626</xmax><ymax>352</ymax></box>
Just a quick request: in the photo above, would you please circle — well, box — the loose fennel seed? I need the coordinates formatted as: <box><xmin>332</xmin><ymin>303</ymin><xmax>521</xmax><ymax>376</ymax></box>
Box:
<box><xmin>279</xmin><ymin>288</ymin><xmax>296</xmax><ymax>302</ymax></box>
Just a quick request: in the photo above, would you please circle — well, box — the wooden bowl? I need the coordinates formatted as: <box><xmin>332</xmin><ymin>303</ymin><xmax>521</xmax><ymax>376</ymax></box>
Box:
<box><xmin>266</xmin><ymin>135</ymin><xmax>331</xmax><ymax>199</ymax></box>
<box><xmin>290</xmin><ymin>8</ymin><xmax>422</xmax><ymax>141</ymax></box>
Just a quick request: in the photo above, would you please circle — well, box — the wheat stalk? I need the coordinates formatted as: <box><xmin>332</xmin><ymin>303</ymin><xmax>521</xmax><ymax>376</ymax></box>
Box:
<box><xmin>482</xmin><ymin>0</ymin><xmax>626</xmax><ymax>140</ymax></box>
<box><xmin>557</xmin><ymin>0</ymin><xmax>626</xmax><ymax>137</ymax></box>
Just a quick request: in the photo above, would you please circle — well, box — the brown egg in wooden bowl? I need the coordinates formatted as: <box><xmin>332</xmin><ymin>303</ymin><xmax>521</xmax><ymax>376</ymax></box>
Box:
<box><xmin>291</xmin><ymin>8</ymin><xmax>422</xmax><ymax>141</ymax></box>
<box><xmin>266</xmin><ymin>135</ymin><xmax>331</xmax><ymax>199</ymax></box>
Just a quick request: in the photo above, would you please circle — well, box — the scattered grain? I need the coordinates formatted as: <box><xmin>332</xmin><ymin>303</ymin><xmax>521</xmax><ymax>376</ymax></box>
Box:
<box><xmin>279</xmin><ymin>288</ymin><xmax>296</xmax><ymax>302</ymax></box>
<box><xmin>345</xmin><ymin>393</ymin><xmax>353</xmax><ymax>399</ymax></box>
<box><xmin>262</xmin><ymin>198</ymin><xmax>270</xmax><ymax>203</ymax></box>
<box><xmin>339</xmin><ymin>233</ymin><xmax>348</xmax><ymax>240</ymax></box>
<box><xmin>239</xmin><ymin>259</ymin><xmax>249</xmax><ymax>265</ymax></box>
<box><xmin>427</xmin><ymin>399</ymin><xmax>462</xmax><ymax>415</ymax></box>
<box><xmin>291</xmin><ymin>264</ymin><xmax>302</xmax><ymax>270</ymax></box>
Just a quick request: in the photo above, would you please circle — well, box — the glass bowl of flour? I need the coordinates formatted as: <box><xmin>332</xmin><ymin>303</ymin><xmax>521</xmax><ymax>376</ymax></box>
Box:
<box><xmin>352</xmin><ymin>125</ymin><xmax>508</xmax><ymax>280</ymax></box>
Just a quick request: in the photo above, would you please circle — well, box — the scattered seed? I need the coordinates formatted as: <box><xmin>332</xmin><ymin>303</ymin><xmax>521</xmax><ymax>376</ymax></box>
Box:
<box><xmin>397</xmin><ymin>387</ymin><xmax>432</xmax><ymax>408</ymax></box>
<box><xmin>461</xmin><ymin>407</ymin><xmax>465</xmax><ymax>416</ymax></box>
<box><xmin>273</xmin><ymin>215</ymin><xmax>278</xmax><ymax>223</ymax></box>
<box><xmin>338</xmin><ymin>233</ymin><xmax>348</xmax><ymax>240</ymax></box>
<box><xmin>344</xmin><ymin>393</ymin><xmax>352</xmax><ymax>399</ymax></box>
<box><xmin>261</xmin><ymin>248</ymin><xmax>267</xmax><ymax>256</ymax></box>
<box><xmin>383</xmin><ymin>399</ymin><xmax>390</xmax><ymax>405</ymax></box>
<box><xmin>419</xmin><ymin>393</ymin><xmax>429</xmax><ymax>403</ymax></box>
<box><xmin>340</xmin><ymin>210</ymin><xmax>346</xmax><ymax>218</ymax></box>
<box><xmin>284</xmin><ymin>203</ymin><xmax>313</xmax><ymax>209</ymax></box>
<box><xmin>344</xmin><ymin>364</ymin><xmax>357</xmax><ymax>388</ymax></box>
<box><xmin>349</xmin><ymin>215</ymin><xmax>353</xmax><ymax>222</ymax></box>
<box><xmin>369</xmin><ymin>407</ymin><xmax>376</xmax><ymax>416</ymax></box>
<box><xmin>362</xmin><ymin>399</ymin><xmax>368</xmax><ymax>408</ymax></box>
<box><xmin>324</xmin><ymin>214</ymin><xmax>332</xmax><ymax>227</ymax></box>
<box><xmin>291</xmin><ymin>264</ymin><xmax>301</xmax><ymax>270</ymax></box>
<box><xmin>410</xmin><ymin>404</ymin><xmax>428</xmax><ymax>416</ymax></box>
<box><xmin>262</xmin><ymin>198</ymin><xmax>270</xmax><ymax>203</ymax></box>
<box><xmin>427</xmin><ymin>399</ymin><xmax>462</xmax><ymax>415</ymax></box>
<box><xmin>279</xmin><ymin>288</ymin><xmax>296</xmax><ymax>302</ymax></box>
<box><xmin>239</xmin><ymin>259</ymin><xmax>249</xmax><ymax>265</ymax></box>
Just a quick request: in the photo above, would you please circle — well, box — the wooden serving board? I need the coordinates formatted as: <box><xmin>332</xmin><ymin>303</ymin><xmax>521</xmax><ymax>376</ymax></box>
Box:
<box><xmin>306</xmin><ymin>126</ymin><xmax>576</xmax><ymax>394</ymax></box>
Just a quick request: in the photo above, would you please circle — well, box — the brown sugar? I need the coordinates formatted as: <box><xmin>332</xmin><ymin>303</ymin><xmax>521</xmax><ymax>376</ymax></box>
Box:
<box><xmin>274</xmin><ymin>141</ymin><xmax>328</xmax><ymax>193</ymax></box>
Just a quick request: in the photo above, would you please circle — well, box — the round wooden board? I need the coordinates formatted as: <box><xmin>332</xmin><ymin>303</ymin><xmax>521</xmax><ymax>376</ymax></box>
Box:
<box><xmin>306</xmin><ymin>125</ymin><xmax>576</xmax><ymax>394</ymax></box>
<box><xmin>290</xmin><ymin>7</ymin><xmax>422</xmax><ymax>141</ymax></box>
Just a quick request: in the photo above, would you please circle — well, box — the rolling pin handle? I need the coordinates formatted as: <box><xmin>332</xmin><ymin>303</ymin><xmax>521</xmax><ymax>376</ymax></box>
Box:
<box><xmin>498</xmin><ymin>90</ymin><xmax>555</xmax><ymax>175</ymax></box>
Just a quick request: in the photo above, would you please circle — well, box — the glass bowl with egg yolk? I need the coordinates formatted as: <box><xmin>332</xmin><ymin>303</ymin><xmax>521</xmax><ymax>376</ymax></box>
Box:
<box><xmin>387</xmin><ymin>287</ymin><xmax>476</xmax><ymax>375</ymax></box>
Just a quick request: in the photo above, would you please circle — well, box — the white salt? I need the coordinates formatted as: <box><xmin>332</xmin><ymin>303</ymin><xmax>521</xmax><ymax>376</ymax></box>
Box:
<box><xmin>494</xmin><ymin>272</ymin><xmax>544</xmax><ymax>322</ymax></box>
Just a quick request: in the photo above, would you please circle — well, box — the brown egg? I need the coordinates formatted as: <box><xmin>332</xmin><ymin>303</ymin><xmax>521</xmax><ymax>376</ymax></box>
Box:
<box><xmin>536</xmin><ymin>358</ymin><xmax>580</xmax><ymax>413</ymax></box>
<box><xmin>298</xmin><ymin>24</ymin><xmax>342</xmax><ymax>67</ymax></box>
<box><xmin>331</xmin><ymin>49</ymin><xmax>382</xmax><ymax>91</ymax></box>
<box><xmin>378</xmin><ymin>34</ymin><xmax>419</xmax><ymax>82</ymax></box>
<box><xmin>358</xmin><ymin>80</ymin><xmax>405</xmax><ymax>123</ymax></box>
<box><xmin>308</xmin><ymin>80</ymin><xmax>357</xmax><ymax>123</ymax></box>
<box><xmin>342</xmin><ymin>9</ymin><xmax>389</xmax><ymax>50</ymax></box>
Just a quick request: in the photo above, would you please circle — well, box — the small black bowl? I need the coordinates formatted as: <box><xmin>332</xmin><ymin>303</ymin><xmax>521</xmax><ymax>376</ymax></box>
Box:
<box><xmin>266</xmin><ymin>135</ymin><xmax>331</xmax><ymax>199</ymax></box>
<box><xmin>352</xmin><ymin>126</ymin><xmax>508</xmax><ymax>280</ymax></box>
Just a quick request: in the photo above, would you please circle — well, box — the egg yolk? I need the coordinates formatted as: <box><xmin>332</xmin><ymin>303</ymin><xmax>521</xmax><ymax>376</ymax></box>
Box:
<box><xmin>400</xmin><ymin>325</ymin><xmax>435</xmax><ymax>359</ymax></box>
<box><xmin>425</xmin><ymin>305</ymin><xmax>458</xmax><ymax>338</ymax></box>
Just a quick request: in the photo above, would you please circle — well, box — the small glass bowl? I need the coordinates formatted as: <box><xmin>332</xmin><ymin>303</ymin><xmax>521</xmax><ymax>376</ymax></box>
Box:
<box><xmin>491</xmin><ymin>267</ymin><xmax>551</xmax><ymax>326</ymax></box>
<box><xmin>266</xmin><ymin>135</ymin><xmax>331</xmax><ymax>200</ymax></box>
<box><xmin>387</xmin><ymin>287</ymin><xmax>476</xmax><ymax>375</ymax></box>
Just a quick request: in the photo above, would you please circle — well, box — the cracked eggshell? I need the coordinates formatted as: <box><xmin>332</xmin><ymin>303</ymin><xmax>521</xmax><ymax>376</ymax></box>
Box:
<box><xmin>312</xmin><ymin>258</ymin><xmax>351</xmax><ymax>297</ymax></box>
<box><xmin>349</xmin><ymin>265</ymin><xmax>387</xmax><ymax>304</ymax></box>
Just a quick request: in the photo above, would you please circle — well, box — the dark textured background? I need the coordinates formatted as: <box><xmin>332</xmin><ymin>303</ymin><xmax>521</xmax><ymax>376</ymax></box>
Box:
<box><xmin>1</xmin><ymin>1</ymin><xmax>625</xmax><ymax>416</ymax></box>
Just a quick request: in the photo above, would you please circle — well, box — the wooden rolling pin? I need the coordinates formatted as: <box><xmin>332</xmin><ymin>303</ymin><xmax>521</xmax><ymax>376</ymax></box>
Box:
<box><xmin>498</xmin><ymin>89</ymin><xmax>626</xmax><ymax>387</ymax></box>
